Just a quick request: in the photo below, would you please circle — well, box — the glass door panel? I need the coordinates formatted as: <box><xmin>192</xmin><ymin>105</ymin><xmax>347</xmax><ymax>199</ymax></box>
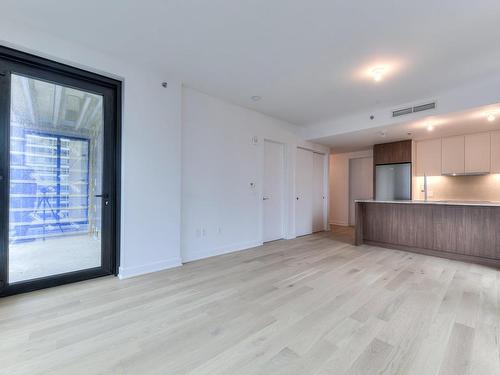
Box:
<box><xmin>8</xmin><ymin>74</ymin><xmax>104</xmax><ymax>283</ymax></box>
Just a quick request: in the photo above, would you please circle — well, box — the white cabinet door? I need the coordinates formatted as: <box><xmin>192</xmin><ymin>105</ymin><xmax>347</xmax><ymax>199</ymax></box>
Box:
<box><xmin>442</xmin><ymin>136</ymin><xmax>465</xmax><ymax>175</ymax></box>
<box><xmin>491</xmin><ymin>131</ymin><xmax>500</xmax><ymax>174</ymax></box>
<box><xmin>263</xmin><ymin>141</ymin><xmax>284</xmax><ymax>242</ymax></box>
<box><xmin>465</xmin><ymin>133</ymin><xmax>491</xmax><ymax>174</ymax></box>
<box><xmin>312</xmin><ymin>152</ymin><xmax>325</xmax><ymax>232</ymax></box>
<box><xmin>416</xmin><ymin>139</ymin><xmax>442</xmax><ymax>176</ymax></box>
<box><xmin>295</xmin><ymin>148</ymin><xmax>313</xmax><ymax>237</ymax></box>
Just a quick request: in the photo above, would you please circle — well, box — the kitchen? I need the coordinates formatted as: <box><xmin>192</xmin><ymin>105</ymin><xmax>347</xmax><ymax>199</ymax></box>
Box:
<box><xmin>329</xmin><ymin>104</ymin><xmax>500</xmax><ymax>267</ymax></box>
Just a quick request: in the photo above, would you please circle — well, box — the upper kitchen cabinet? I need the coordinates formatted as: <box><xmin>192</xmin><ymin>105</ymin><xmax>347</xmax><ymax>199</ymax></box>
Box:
<box><xmin>441</xmin><ymin>135</ymin><xmax>465</xmax><ymax>175</ymax></box>
<box><xmin>416</xmin><ymin>138</ymin><xmax>441</xmax><ymax>176</ymax></box>
<box><xmin>491</xmin><ymin>131</ymin><xmax>500</xmax><ymax>173</ymax></box>
<box><xmin>373</xmin><ymin>140</ymin><xmax>412</xmax><ymax>165</ymax></box>
<box><xmin>441</xmin><ymin>133</ymin><xmax>491</xmax><ymax>175</ymax></box>
<box><xmin>465</xmin><ymin>132</ymin><xmax>490</xmax><ymax>174</ymax></box>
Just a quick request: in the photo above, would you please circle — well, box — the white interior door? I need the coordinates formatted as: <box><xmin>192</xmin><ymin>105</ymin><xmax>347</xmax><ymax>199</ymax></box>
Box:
<box><xmin>312</xmin><ymin>152</ymin><xmax>325</xmax><ymax>232</ymax></box>
<box><xmin>295</xmin><ymin>148</ymin><xmax>313</xmax><ymax>236</ymax></box>
<box><xmin>263</xmin><ymin>141</ymin><xmax>285</xmax><ymax>242</ymax></box>
<box><xmin>349</xmin><ymin>157</ymin><xmax>373</xmax><ymax>226</ymax></box>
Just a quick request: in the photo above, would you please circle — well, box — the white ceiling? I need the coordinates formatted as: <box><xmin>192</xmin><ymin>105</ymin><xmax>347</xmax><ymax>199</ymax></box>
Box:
<box><xmin>4</xmin><ymin>1</ymin><xmax>500</xmax><ymax>126</ymax></box>
<box><xmin>320</xmin><ymin>103</ymin><xmax>500</xmax><ymax>153</ymax></box>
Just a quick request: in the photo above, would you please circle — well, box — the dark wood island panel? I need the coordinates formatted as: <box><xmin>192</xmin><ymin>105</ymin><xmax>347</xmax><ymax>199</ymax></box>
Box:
<box><xmin>355</xmin><ymin>202</ymin><xmax>500</xmax><ymax>268</ymax></box>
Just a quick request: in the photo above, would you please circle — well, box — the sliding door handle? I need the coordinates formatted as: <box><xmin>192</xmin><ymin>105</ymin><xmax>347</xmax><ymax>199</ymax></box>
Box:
<box><xmin>95</xmin><ymin>193</ymin><xmax>110</xmax><ymax>206</ymax></box>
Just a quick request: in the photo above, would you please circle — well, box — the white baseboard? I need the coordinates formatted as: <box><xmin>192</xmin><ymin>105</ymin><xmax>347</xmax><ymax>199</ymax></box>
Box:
<box><xmin>118</xmin><ymin>257</ymin><xmax>182</xmax><ymax>279</ymax></box>
<box><xmin>182</xmin><ymin>240</ymin><xmax>263</xmax><ymax>263</ymax></box>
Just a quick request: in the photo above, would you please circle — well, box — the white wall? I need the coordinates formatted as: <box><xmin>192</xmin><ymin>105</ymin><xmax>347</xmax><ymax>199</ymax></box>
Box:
<box><xmin>0</xmin><ymin>19</ymin><xmax>331</xmax><ymax>277</ymax></box>
<box><xmin>181</xmin><ymin>88</ymin><xmax>329</xmax><ymax>262</ymax></box>
<box><xmin>348</xmin><ymin>157</ymin><xmax>373</xmax><ymax>225</ymax></box>
<box><xmin>0</xmin><ymin>19</ymin><xmax>183</xmax><ymax>278</ymax></box>
<box><xmin>330</xmin><ymin>150</ymin><xmax>372</xmax><ymax>226</ymax></box>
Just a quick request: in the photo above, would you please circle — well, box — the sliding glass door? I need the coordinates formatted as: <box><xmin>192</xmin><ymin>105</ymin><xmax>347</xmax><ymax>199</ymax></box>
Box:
<box><xmin>0</xmin><ymin>47</ymin><xmax>120</xmax><ymax>296</ymax></box>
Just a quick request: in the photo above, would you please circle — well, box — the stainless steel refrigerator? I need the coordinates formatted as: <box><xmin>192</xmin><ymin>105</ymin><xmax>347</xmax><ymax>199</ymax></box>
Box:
<box><xmin>375</xmin><ymin>163</ymin><xmax>411</xmax><ymax>201</ymax></box>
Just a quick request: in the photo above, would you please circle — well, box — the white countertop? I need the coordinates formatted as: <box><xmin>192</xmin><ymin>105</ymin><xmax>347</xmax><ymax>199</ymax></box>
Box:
<box><xmin>355</xmin><ymin>199</ymin><xmax>500</xmax><ymax>207</ymax></box>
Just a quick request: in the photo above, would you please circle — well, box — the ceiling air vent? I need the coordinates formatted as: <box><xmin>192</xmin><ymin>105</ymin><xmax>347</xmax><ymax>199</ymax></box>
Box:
<box><xmin>392</xmin><ymin>107</ymin><xmax>413</xmax><ymax>117</ymax></box>
<box><xmin>413</xmin><ymin>102</ymin><xmax>436</xmax><ymax>113</ymax></box>
<box><xmin>391</xmin><ymin>101</ymin><xmax>436</xmax><ymax>118</ymax></box>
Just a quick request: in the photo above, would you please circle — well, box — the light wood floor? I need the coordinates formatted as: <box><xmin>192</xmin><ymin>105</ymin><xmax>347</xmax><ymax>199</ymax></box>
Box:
<box><xmin>1</xmin><ymin>231</ymin><xmax>499</xmax><ymax>375</ymax></box>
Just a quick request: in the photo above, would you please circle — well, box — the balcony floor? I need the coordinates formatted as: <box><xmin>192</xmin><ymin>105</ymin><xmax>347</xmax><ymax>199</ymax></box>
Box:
<box><xmin>9</xmin><ymin>234</ymin><xmax>101</xmax><ymax>283</ymax></box>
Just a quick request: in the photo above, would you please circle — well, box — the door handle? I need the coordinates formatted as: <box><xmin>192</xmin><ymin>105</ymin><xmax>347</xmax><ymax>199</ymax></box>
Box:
<box><xmin>95</xmin><ymin>193</ymin><xmax>110</xmax><ymax>206</ymax></box>
<box><xmin>263</xmin><ymin>197</ymin><xmax>270</xmax><ymax>200</ymax></box>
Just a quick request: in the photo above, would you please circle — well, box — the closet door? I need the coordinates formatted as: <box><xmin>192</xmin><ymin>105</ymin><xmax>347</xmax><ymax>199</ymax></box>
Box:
<box><xmin>312</xmin><ymin>152</ymin><xmax>325</xmax><ymax>232</ymax></box>
<box><xmin>295</xmin><ymin>148</ymin><xmax>313</xmax><ymax>236</ymax></box>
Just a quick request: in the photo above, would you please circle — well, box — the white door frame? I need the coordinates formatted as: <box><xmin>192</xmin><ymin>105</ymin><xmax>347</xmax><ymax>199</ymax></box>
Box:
<box><xmin>261</xmin><ymin>139</ymin><xmax>287</xmax><ymax>243</ymax></box>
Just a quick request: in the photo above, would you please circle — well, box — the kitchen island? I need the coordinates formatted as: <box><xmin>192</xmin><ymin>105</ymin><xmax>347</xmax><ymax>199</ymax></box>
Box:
<box><xmin>355</xmin><ymin>200</ymin><xmax>500</xmax><ymax>267</ymax></box>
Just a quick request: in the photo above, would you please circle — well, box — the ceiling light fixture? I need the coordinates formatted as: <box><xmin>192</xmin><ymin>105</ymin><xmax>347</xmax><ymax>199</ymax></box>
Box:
<box><xmin>370</xmin><ymin>67</ymin><xmax>386</xmax><ymax>82</ymax></box>
<box><xmin>487</xmin><ymin>113</ymin><xmax>496</xmax><ymax>122</ymax></box>
<box><xmin>427</xmin><ymin>124</ymin><xmax>434</xmax><ymax>131</ymax></box>
<box><xmin>251</xmin><ymin>96</ymin><xmax>262</xmax><ymax>102</ymax></box>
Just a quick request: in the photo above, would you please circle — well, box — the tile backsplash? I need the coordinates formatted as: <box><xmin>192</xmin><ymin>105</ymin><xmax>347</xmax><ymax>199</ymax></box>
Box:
<box><xmin>414</xmin><ymin>174</ymin><xmax>500</xmax><ymax>201</ymax></box>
